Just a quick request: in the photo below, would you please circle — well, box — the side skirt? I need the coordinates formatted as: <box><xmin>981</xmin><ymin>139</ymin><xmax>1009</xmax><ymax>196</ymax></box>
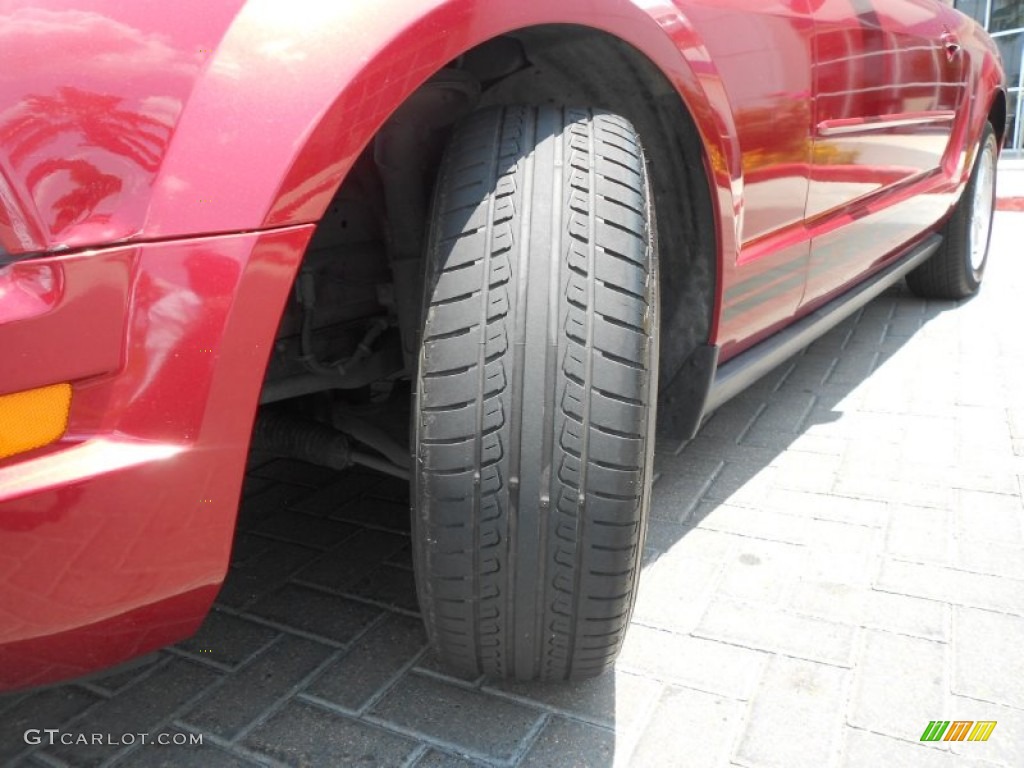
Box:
<box><xmin>658</xmin><ymin>233</ymin><xmax>942</xmax><ymax>441</ymax></box>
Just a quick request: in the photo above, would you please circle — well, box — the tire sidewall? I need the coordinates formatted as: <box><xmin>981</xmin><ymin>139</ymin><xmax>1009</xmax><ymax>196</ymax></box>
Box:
<box><xmin>964</xmin><ymin>129</ymin><xmax>998</xmax><ymax>289</ymax></box>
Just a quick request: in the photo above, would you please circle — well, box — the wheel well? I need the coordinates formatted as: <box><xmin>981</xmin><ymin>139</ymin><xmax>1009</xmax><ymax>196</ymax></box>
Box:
<box><xmin>260</xmin><ymin>25</ymin><xmax>718</xmax><ymax>439</ymax></box>
<box><xmin>989</xmin><ymin>89</ymin><xmax>1007</xmax><ymax>150</ymax></box>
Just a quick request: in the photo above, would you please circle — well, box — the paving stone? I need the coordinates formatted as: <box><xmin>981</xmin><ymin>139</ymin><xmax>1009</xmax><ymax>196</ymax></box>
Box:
<box><xmin>847</xmin><ymin>630</ymin><xmax>946</xmax><ymax>743</ymax></box>
<box><xmin>236</xmin><ymin>482</ymin><xmax>315</xmax><ymax>526</ymax></box>
<box><xmin>641</xmin><ymin>522</ymin><xmax>735</xmax><ymax>561</ymax></box>
<box><xmin>332</xmin><ymin>494</ymin><xmax>412</xmax><ymax>532</ymax></box>
<box><xmin>833</xmin><ymin>474</ymin><xmax>954</xmax><ymax>510</ymax></box>
<box><xmin>885</xmin><ymin>505</ymin><xmax>955</xmax><ymax>566</ymax></box>
<box><xmin>769</xmin><ymin>451</ymin><xmax>842</xmax><ymax>495</ymax></box>
<box><xmin>305</xmin><ymin>613</ymin><xmax>427</xmax><ymax>711</ymax></box>
<box><xmin>181</xmin><ymin>635</ymin><xmax>334</xmax><ymax>739</ymax></box>
<box><xmin>739</xmin><ymin>394</ymin><xmax>818</xmax><ymax>447</ymax></box>
<box><xmin>346</xmin><ymin>564</ymin><xmax>420</xmax><ymax>612</ymax></box>
<box><xmin>87</xmin><ymin>654</ymin><xmax>165</xmax><ymax>694</ymax></box>
<box><xmin>116</xmin><ymin>727</ymin><xmax>257</xmax><ymax>767</ymax></box>
<box><xmin>415</xmin><ymin>748</ymin><xmax>490</xmax><ymax>767</ymax></box>
<box><xmin>291</xmin><ymin>471</ymin><xmax>385</xmax><ymax>516</ymax></box>
<box><xmin>948</xmin><ymin>464</ymin><xmax>1021</xmax><ymax>496</ymax></box>
<box><xmin>248</xmin><ymin>510</ymin><xmax>358</xmax><ymax>550</ymax></box>
<box><xmin>859</xmin><ymin>591</ymin><xmax>948</xmax><ymax>641</ymax></box>
<box><xmin>216</xmin><ymin>534</ymin><xmax>319</xmax><ymax>609</ymax></box>
<box><xmin>248</xmin><ymin>583</ymin><xmax>382</xmax><ymax>644</ymax></box>
<box><xmin>810</xmin><ymin>410</ymin><xmax>904</xmax><ymax>445</ymax></box>
<box><xmin>806</xmin><ymin>323</ymin><xmax>856</xmax><ymax>360</ymax></box>
<box><xmin>955</xmin><ymin>538</ymin><xmax>1024</xmax><ymax>579</ymax></box>
<box><xmin>519</xmin><ymin>717</ymin><xmax>614</xmax><ymax>768</ymax></box>
<box><xmin>695</xmin><ymin>598</ymin><xmax>857</xmax><ymax>666</ymax></box>
<box><xmin>413</xmin><ymin>652</ymin><xmax>483</xmax><ymax>685</ymax></box>
<box><xmin>784</xmin><ymin>432</ymin><xmax>848</xmax><ymax>457</ymax></box>
<box><xmin>694</xmin><ymin>502</ymin><xmax>809</xmax><ymax>543</ymax></box>
<box><xmin>1008</xmin><ymin>407</ymin><xmax>1024</xmax><ymax>439</ymax></box>
<box><xmin>369</xmin><ymin>475</ymin><xmax>413</xmax><ymax>504</ymax></box>
<box><xmin>632</xmin><ymin>554</ymin><xmax>721</xmax><ymax>633</ymax></box>
<box><xmin>785</xmin><ymin>581</ymin><xmax>866</xmax><ymax>625</ymax></box>
<box><xmin>823</xmin><ymin>348</ymin><xmax>880</xmax><ymax>391</ymax></box>
<box><xmin>838</xmin><ymin>448</ymin><xmax>908</xmax><ymax>482</ymax></box>
<box><xmin>386</xmin><ymin>543</ymin><xmax>414</xmax><ymax>570</ymax></box>
<box><xmin>953</xmin><ymin>607</ymin><xmax>1024</xmax><ymax>709</ymax></box>
<box><xmin>618</xmin><ymin>624</ymin><xmax>765</xmax><ymax>700</ymax></box>
<box><xmin>370</xmin><ymin>673</ymin><xmax>541</xmax><ymax>761</ymax></box>
<box><xmin>244</xmin><ymin>699</ymin><xmax>416</xmax><ymax>766</ymax></box>
<box><xmin>802</xmin><ymin>549</ymin><xmax>880</xmax><ymax>586</ymax></box>
<box><xmin>630</xmin><ymin>686</ymin><xmax>744</xmax><ymax>768</ymax></box>
<box><xmin>954</xmin><ymin>407</ymin><xmax>1012</xmax><ymax>451</ymax></box>
<box><xmin>684</xmin><ymin>440</ymin><xmax>780</xmax><ymax>472</ymax></box>
<box><xmin>486</xmin><ymin>669</ymin><xmax>660</xmax><ymax>731</ymax></box>
<box><xmin>176</xmin><ymin>611</ymin><xmax>278</xmax><ymax>668</ymax></box>
<box><xmin>650</xmin><ymin>454</ymin><xmax>725</xmax><ymax>523</ymax></box>
<box><xmin>696</xmin><ymin>502</ymin><xmax>879</xmax><ymax>553</ymax></box>
<box><xmin>45</xmin><ymin>659</ymin><xmax>219</xmax><ymax>767</ymax></box>
<box><xmin>248</xmin><ymin>458</ymin><xmax>343</xmax><ymax>489</ymax></box>
<box><xmin>654</xmin><ymin>449</ymin><xmax>724</xmax><ymax>475</ymax></box>
<box><xmin>702</xmin><ymin>465</ymin><xmax>782</xmax><ymax>509</ymax></box>
<box><xmin>696</xmin><ymin>399</ymin><xmax>766</xmax><ymax>445</ymax></box>
<box><xmin>25</xmin><ymin>755</ymin><xmax>77</xmax><ymax>767</ymax></box>
<box><xmin>763</xmin><ymin>488</ymin><xmax>888</xmax><ymax>527</ymax></box>
<box><xmin>896</xmin><ymin>420</ymin><xmax>958</xmax><ymax>467</ymax></box>
<box><xmin>875</xmin><ymin>559</ymin><xmax>1024</xmax><ymax>615</ymax></box>
<box><xmin>715</xmin><ymin>539</ymin><xmax>807</xmax><ymax>605</ymax></box>
<box><xmin>954</xmin><ymin>490</ymin><xmax>1024</xmax><ymax>545</ymax></box>
<box><xmin>841</xmin><ymin>728</ymin><xmax>961</xmax><ymax>768</ymax></box>
<box><xmin>735</xmin><ymin>656</ymin><xmax>848</xmax><ymax>768</ymax></box>
<box><xmin>296</xmin><ymin>528</ymin><xmax>410</xmax><ymax>592</ymax></box>
<box><xmin>0</xmin><ymin>686</ymin><xmax>100</xmax><ymax>763</ymax></box>
<box><xmin>776</xmin><ymin>351</ymin><xmax>839</xmax><ymax>392</ymax></box>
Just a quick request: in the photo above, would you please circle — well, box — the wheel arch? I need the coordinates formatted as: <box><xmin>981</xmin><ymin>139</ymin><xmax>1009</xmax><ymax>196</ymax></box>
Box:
<box><xmin>988</xmin><ymin>87</ymin><xmax>1007</xmax><ymax>151</ymax></box>
<box><xmin>146</xmin><ymin>1</ymin><xmax>735</xmax><ymax>393</ymax></box>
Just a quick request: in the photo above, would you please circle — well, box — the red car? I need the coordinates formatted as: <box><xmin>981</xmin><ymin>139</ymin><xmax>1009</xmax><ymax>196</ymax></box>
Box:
<box><xmin>0</xmin><ymin>0</ymin><xmax>1006</xmax><ymax>688</ymax></box>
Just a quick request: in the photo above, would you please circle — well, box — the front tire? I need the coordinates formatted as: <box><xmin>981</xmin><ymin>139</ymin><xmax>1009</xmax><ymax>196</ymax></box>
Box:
<box><xmin>906</xmin><ymin>123</ymin><xmax>998</xmax><ymax>300</ymax></box>
<box><xmin>413</xmin><ymin>106</ymin><xmax>658</xmax><ymax>682</ymax></box>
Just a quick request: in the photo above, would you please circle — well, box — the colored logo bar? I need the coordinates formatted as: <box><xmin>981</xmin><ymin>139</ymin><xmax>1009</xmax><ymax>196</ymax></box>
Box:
<box><xmin>920</xmin><ymin>721</ymin><xmax>997</xmax><ymax>742</ymax></box>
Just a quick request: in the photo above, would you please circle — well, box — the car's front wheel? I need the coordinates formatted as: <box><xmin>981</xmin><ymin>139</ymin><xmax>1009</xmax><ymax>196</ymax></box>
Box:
<box><xmin>412</xmin><ymin>105</ymin><xmax>658</xmax><ymax>681</ymax></box>
<box><xmin>906</xmin><ymin>123</ymin><xmax>998</xmax><ymax>300</ymax></box>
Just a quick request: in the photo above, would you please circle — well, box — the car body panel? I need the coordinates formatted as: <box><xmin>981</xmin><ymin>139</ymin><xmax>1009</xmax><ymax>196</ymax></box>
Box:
<box><xmin>0</xmin><ymin>1</ymin><xmax>739</xmax><ymax>257</ymax></box>
<box><xmin>0</xmin><ymin>225</ymin><xmax>312</xmax><ymax>689</ymax></box>
<box><xmin>0</xmin><ymin>0</ymin><xmax>1005</xmax><ymax>689</ymax></box>
<box><xmin>680</xmin><ymin>0</ymin><xmax>817</xmax><ymax>356</ymax></box>
<box><xmin>0</xmin><ymin>1</ymin><xmax>246</xmax><ymax>254</ymax></box>
<box><xmin>801</xmin><ymin>0</ymin><xmax>967</xmax><ymax>308</ymax></box>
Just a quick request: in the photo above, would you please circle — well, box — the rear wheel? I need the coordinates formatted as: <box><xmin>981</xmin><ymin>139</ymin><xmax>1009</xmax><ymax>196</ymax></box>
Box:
<box><xmin>413</xmin><ymin>105</ymin><xmax>658</xmax><ymax>681</ymax></box>
<box><xmin>906</xmin><ymin>123</ymin><xmax>998</xmax><ymax>300</ymax></box>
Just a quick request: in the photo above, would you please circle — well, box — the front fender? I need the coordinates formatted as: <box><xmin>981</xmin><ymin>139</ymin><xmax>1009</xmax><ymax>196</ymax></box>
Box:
<box><xmin>151</xmin><ymin>0</ymin><xmax>741</xmax><ymax>254</ymax></box>
<box><xmin>0</xmin><ymin>0</ymin><xmax>741</xmax><ymax>273</ymax></box>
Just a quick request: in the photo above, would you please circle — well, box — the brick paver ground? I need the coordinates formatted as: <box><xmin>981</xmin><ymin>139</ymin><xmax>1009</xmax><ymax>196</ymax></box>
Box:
<box><xmin>3</xmin><ymin>213</ymin><xmax>1023</xmax><ymax>767</ymax></box>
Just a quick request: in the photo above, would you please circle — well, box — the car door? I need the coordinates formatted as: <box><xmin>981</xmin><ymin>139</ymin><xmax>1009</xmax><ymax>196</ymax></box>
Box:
<box><xmin>802</xmin><ymin>0</ymin><xmax>969</xmax><ymax>307</ymax></box>
<box><xmin>675</xmin><ymin>0</ymin><xmax>816</xmax><ymax>357</ymax></box>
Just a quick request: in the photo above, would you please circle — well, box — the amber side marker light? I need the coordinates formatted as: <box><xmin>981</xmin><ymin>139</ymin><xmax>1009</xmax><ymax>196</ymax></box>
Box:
<box><xmin>0</xmin><ymin>383</ymin><xmax>72</xmax><ymax>460</ymax></box>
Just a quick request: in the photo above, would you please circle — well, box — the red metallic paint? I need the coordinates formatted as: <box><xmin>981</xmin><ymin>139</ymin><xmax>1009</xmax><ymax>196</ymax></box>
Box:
<box><xmin>0</xmin><ymin>226</ymin><xmax>312</xmax><ymax>689</ymax></box>
<box><xmin>0</xmin><ymin>0</ymin><xmax>1005</xmax><ymax>689</ymax></box>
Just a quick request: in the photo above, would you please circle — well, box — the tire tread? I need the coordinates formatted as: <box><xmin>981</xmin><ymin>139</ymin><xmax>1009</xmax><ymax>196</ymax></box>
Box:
<box><xmin>415</xmin><ymin>106</ymin><xmax>656</xmax><ymax>682</ymax></box>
